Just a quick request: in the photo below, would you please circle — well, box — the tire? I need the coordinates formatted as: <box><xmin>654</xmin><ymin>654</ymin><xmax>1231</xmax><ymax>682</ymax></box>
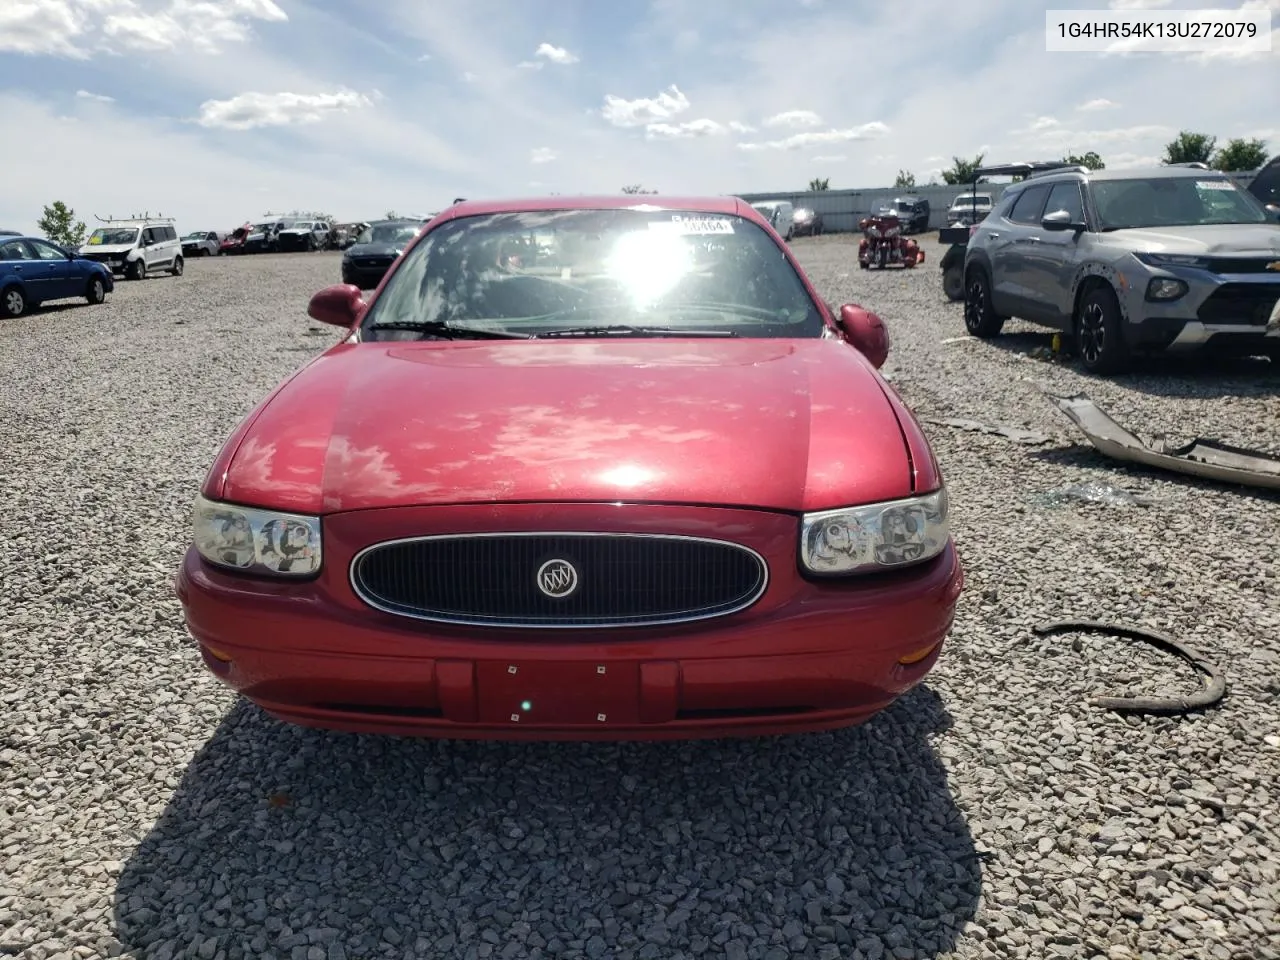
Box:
<box><xmin>963</xmin><ymin>268</ymin><xmax>1005</xmax><ymax>337</ymax></box>
<box><xmin>86</xmin><ymin>277</ymin><xmax>106</xmax><ymax>305</ymax></box>
<box><xmin>878</xmin><ymin>245</ymin><xmax>888</xmax><ymax>269</ymax></box>
<box><xmin>127</xmin><ymin>258</ymin><xmax>145</xmax><ymax>281</ymax></box>
<box><xmin>859</xmin><ymin>260</ymin><xmax>869</xmax><ymax>270</ymax></box>
<box><xmin>1074</xmin><ymin>285</ymin><xmax>1131</xmax><ymax>375</ymax></box>
<box><xmin>2</xmin><ymin>285</ymin><xmax>25</xmax><ymax>318</ymax></box>
<box><xmin>170</xmin><ymin>256</ymin><xmax>184</xmax><ymax>277</ymax></box>
<box><xmin>943</xmin><ymin>266</ymin><xmax>965</xmax><ymax>301</ymax></box>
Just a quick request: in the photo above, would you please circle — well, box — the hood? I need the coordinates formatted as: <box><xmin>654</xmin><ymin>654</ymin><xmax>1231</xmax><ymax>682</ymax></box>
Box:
<box><xmin>83</xmin><ymin>243</ymin><xmax>134</xmax><ymax>255</ymax></box>
<box><xmin>219</xmin><ymin>338</ymin><xmax>913</xmax><ymax>515</ymax></box>
<box><xmin>346</xmin><ymin>242</ymin><xmax>402</xmax><ymax>258</ymax></box>
<box><xmin>1108</xmin><ymin>224</ymin><xmax>1280</xmax><ymax>257</ymax></box>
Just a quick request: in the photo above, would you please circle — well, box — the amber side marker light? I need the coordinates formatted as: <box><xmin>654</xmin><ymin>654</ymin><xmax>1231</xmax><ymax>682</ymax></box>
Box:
<box><xmin>898</xmin><ymin>640</ymin><xmax>942</xmax><ymax>666</ymax></box>
<box><xmin>203</xmin><ymin>645</ymin><xmax>234</xmax><ymax>663</ymax></box>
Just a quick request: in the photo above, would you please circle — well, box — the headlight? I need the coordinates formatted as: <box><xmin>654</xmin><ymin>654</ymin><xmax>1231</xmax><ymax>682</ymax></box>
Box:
<box><xmin>1133</xmin><ymin>252</ymin><xmax>1210</xmax><ymax>269</ymax></box>
<box><xmin>800</xmin><ymin>489</ymin><xmax>949</xmax><ymax>576</ymax></box>
<box><xmin>1146</xmin><ymin>277</ymin><xmax>1189</xmax><ymax>301</ymax></box>
<box><xmin>192</xmin><ymin>494</ymin><xmax>322</xmax><ymax>576</ymax></box>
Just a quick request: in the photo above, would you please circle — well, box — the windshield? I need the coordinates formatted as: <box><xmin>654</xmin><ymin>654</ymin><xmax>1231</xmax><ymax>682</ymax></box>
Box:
<box><xmin>952</xmin><ymin>195</ymin><xmax>990</xmax><ymax>207</ymax></box>
<box><xmin>86</xmin><ymin>227</ymin><xmax>138</xmax><ymax>246</ymax></box>
<box><xmin>252</xmin><ymin>223</ymin><xmax>272</xmax><ymax>233</ymax></box>
<box><xmin>1092</xmin><ymin>176</ymin><xmax>1268</xmax><ymax>229</ymax></box>
<box><xmin>357</xmin><ymin>223</ymin><xmax>421</xmax><ymax>245</ymax></box>
<box><xmin>360</xmin><ymin>209</ymin><xmax>825</xmax><ymax>340</ymax></box>
<box><xmin>183</xmin><ymin>232</ymin><xmax>204</xmax><ymax>240</ymax></box>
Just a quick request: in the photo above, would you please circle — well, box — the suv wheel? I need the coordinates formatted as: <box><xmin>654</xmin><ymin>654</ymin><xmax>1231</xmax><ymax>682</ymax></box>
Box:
<box><xmin>1075</xmin><ymin>286</ymin><xmax>1131</xmax><ymax>375</ymax></box>
<box><xmin>963</xmin><ymin>269</ymin><xmax>1004</xmax><ymax>337</ymax></box>
<box><xmin>170</xmin><ymin>256</ymin><xmax>184</xmax><ymax>277</ymax></box>
<box><xmin>127</xmin><ymin>258</ymin><xmax>146</xmax><ymax>281</ymax></box>
<box><xmin>943</xmin><ymin>266</ymin><xmax>964</xmax><ymax>301</ymax></box>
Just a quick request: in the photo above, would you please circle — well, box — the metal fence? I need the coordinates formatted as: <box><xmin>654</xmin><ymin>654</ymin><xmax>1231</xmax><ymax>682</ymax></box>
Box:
<box><xmin>734</xmin><ymin>169</ymin><xmax>1261</xmax><ymax>234</ymax></box>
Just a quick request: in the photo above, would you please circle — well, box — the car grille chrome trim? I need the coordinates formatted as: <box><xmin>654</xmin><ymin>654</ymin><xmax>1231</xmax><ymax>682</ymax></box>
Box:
<box><xmin>349</xmin><ymin>532</ymin><xmax>770</xmax><ymax>629</ymax></box>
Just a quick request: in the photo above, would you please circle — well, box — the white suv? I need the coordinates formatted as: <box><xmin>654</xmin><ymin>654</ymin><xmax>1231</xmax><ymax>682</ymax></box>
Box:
<box><xmin>80</xmin><ymin>218</ymin><xmax>184</xmax><ymax>280</ymax></box>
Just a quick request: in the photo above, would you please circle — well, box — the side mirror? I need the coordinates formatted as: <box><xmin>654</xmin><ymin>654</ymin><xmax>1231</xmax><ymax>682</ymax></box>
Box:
<box><xmin>1041</xmin><ymin>209</ymin><xmax>1085</xmax><ymax>232</ymax></box>
<box><xmin>837</xmin><ymin>303</ymin><xmax>889</xmax><ymax>369</ymax></box>
<box><xmin>308</xmin><ymin>284</ymin><xmax>365</xmax><ymax>327</ymax></box>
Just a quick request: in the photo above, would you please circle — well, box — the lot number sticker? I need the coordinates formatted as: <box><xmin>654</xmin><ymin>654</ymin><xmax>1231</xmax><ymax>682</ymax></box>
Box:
<box><xmin>1196</xmin><ymin>180</ymin><xmax>1235</xmax><ymax>191</ymax></box>
<box><xmin>650</xmin><ymin>217</ymin><xmax>735</xmax><ymax>235</ymax></box>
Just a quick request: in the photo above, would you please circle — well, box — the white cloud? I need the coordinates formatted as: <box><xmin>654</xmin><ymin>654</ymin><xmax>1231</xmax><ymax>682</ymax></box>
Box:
<box><xmin>1104</xmin><ymin>152</ymin><xmax>1164</xmax><ymax>168</ymax></box>
<box><xmin>763</xmin><ymin>109</ymin><xmax>823</xmax><ymax>128</ymax></box>
<box><xmin>529</xmin><ymin>147</ymin><xmax>556</xmax><ymax>163</ymax></box>
<box><xmin>1108</xmin><ymin>0</ymin><xmax>1172</xmax><ymax>7</ymax></box>
<box><xmin>601</xmin><ymin>84</ymin><xmax>690</xmax><ymax>128</ymax></box>
<box><xmin>811</xmin><ymin>154</ymin><xmax>846</xmax><ymax>162</ymax></box>
<box><xmin>462</xmin><ymin>71</ymin><xmax>478</xmax><ymax>82</ymax></box>
<box><xmin>645</xmin><ymin>119</ymin><xmax>727</xmax><ymax>139</ymax></box>
<box><xmin>1028</xmin><ymin>116</ymin><xmax>1059</xmax><ymax>132</ymax></box>
<box><xmin>75</xmin><ymin>89</ymin><xmax>115</xmax><ymax>103</ymax></box>
<box><xmin>0</xmin><ymin>0</ymin><xmax>287</xmax><ymax>57</ymax></box>
<box><xmin>728</xmin><ymin>121</ymin><xmax>756</xmax><ymax>134</ymax></box>
<box><xmin>534</xmin><ymin>42</ymin><xmax>578</xmax><ymax>64</ymax></box>
<box><xmin>417</xmin><ymin>53</ymin><xmax>432</xmax><ymax>61</ymax></box>
<box><xmin>737</xmin><ymin>122</ymin><xmax>890</xmax><ymax>152</ymax></box>
<box><xmin>1077</xmin><ymin>98</ymin><xmax>1119</xmax><ymax>111</ymax></box>
<box><xmin>196</xmin><ymin>90</ymin><xmax>373</xmax><ymax>131</ymax></box>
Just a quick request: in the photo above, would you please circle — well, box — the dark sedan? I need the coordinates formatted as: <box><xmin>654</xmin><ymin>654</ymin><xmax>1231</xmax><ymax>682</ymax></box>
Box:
<box><xmin>340</xmin><ymin>220</ymin><xmax>425</xmax><ymax>289</ymax></box>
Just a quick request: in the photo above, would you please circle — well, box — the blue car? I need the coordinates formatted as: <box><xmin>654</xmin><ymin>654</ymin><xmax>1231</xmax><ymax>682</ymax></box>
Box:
<box><xmin>1</xmin><ymin>235</ymin><xmax>115</xmax><ymax>319</ymax></box>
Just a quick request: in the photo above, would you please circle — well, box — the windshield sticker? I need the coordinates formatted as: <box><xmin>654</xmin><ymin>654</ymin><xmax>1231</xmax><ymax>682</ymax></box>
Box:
<box><xmin>650</xmin><ymin>217</ymin><xmax>735</xmax><ymax>235</ymax></box>
<box><xmin>87</xmin><ymin>236</ymin><xmax>102</xmax><ymax>244</ymax></box>
<box><xmin>1196</xmin><ymin>180</ymin><xmax>1234</xmax><ymax>191</ymax></box>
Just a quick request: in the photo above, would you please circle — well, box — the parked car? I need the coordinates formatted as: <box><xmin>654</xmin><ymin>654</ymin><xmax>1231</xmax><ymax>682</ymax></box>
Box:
<box><xmin>220</xmin><ymin>224</ymin><xmax>252</xmax><ymax>255</ymax></box>
<box><xmin>946</xmin><ymin>192</ymin><xmax>993</xmax><ymax>226</ymax></box>
<box><xmin>1</xmin><ymin>235</ymin><xmax>115</xmax><ymax>318</ymax></box>
<box><xmin>181</xmin><ymin>230</ymin><xmax>224</xmax><ymax>258</ymax></box>
<box><xmin>77</xmin><ymin>217</ymin><xmax>183</xmax><ymax>280</ymax></box>
<box><xmin>276</xmin><ymin>220</ymin><xmax>332</xmax><ymax>252</ymax></box>
<box><xmin>884</xmin><ymin>196</ymin><xmax>931</xmax><ymax>234</ymax></box>
<box><xmin>962</xmin><ymin>164</ymin><xmax>1280</xmax><ymax>373</ymax></box>
<box><xmin>792</xmin><ymin>207</ymin><xmax>824</xmax><ymax>237</ymax></box>
<box><xmin>750</xmin><ymin>200</ymin><xmax>796</xmax><ymax>240</ymax></box>
<box><xmin>339</xmin><ymin>219</ymin><xmax>425</xmax><ymax>288</ymax></box>
<box><xmin>1247</xmin><ymin>154</ymin><xmax>1280</xmax><ymax>218</ymax></box>
<box><xmin>0</xmin><ymin>229</ymin><xmax>20</xmax><ymax>237</ymax></box>
<box><xmin>176</xmin><ymin>195</ymin><xmax>963</xmax><ymax>742</ymax></box>
<box><xmin>242</xmin><ymin>220</ymin><xmax>285</xmax><ymax>254</ymax></box>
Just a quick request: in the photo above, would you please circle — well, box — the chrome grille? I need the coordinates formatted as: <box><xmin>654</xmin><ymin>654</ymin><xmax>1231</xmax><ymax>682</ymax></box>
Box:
<box><xmin>350</xmin><ymin>533</ymin><xmax>769</xmax><ymax>628</ymax></box>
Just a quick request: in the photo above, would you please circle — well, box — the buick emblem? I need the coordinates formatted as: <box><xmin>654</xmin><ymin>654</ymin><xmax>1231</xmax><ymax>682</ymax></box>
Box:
<box><xmin>535</xmin><ymin>558</ymin><xmax>579</xmax><ymax>599</ymax></box>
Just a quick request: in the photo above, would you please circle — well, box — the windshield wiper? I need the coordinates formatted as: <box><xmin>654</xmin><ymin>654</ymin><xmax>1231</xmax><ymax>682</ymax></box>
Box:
<box><xmin>535</xmin><ymin>324</ymin><xmax>737</xmax><ymax>339</ymax></box>
<box><xmin>365</xmin><ymin>320</ymin><xmax>531</xmax><ymax>340</ymax></box>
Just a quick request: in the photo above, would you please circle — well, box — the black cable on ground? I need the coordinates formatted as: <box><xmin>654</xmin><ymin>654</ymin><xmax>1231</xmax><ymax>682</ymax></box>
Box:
<box><xmin>1032</xmin><ymin>619</ymin><xmax>1227</xmax><ymax>715</ymax></box>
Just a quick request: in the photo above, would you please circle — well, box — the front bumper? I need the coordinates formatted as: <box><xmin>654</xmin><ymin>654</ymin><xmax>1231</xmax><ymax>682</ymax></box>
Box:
<box><xmin>341</xmin><ymin>260</ymin><xmax>393</xmax><ymax>287</ymax></box>
<box><xmin>175</xmin><ymin>503</ymin><xmax>965</xmax><ymax>741</ymax></box>
<box><xmin>1121</xmin><ymin>274</ymin><xmax>1280</xmax><ymax>354</ymax></box>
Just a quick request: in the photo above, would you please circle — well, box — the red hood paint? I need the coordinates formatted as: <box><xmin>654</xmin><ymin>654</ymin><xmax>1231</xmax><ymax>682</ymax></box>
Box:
<box><xmin>216</xmin><ymin>338</ymin><xmax>913</xmax><ymax>515</ymax></box>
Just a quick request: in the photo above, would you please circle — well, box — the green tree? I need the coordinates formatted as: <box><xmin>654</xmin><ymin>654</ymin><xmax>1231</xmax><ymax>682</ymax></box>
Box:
<box><xmin>621</xmin><ymin>184</ymin><xmax>656</xmax><ymax>194</ymax></box>
<box><xmin>384</xmin><ymin>209</ymin><xmax>398</xmax><ymax>219</ymax></box>
<box><xmin>1212</xmin><ymin>137</ymin><xmax>1268</xmax><ymax>172</ymax></box>
<box><xmin>941</xmin><ymin>154</ymin><xmax>985</xmax><ymax>185</ymax></box>
<box><xmin>1162</xmin><ymin>131</ymin><xmax>1216</xmax><ymax>165</ymax></box>
<box><xmin>38</xmin><ymin>201</ymin><xmax>86</xmax><ymax>249</ymax></box>
<box><xmin>807</xmin><ymin>177</ymin><xmax>830</xmax><ymax>191</ymax></box>
<box><xmin>893</xmin><ymin>169</ymin><xmax>916</xmax><ymax>189</ymax></box>
<box><xmin>1064</xmin><ymin>151</ymin><xmax>1106</xmax><ymax>170</ymax></box>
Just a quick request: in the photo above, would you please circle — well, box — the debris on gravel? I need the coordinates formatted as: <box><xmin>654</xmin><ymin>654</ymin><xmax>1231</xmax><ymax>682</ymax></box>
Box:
<box><xmin>1</xmin><ymin>241</ymin><xmax>1277</xmax><ymax>960</ymax></box>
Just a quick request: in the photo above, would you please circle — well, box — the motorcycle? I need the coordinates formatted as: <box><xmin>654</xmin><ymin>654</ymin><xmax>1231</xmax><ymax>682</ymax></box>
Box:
<box><xmin>857</xmin><ymin>211</ymin><xmax>923</xmax><ymax>270</ymax></box>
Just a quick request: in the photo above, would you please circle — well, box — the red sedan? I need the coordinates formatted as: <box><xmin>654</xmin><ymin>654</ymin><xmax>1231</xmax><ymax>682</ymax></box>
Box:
<box><xmin>176</xmin><ymin>195</ymin><xmax>964</xmax><ymax>741</ymax></box>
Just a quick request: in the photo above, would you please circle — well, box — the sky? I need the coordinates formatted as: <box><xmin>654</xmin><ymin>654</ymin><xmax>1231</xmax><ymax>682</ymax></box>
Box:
<box><xmin>1</xmin><ymin>0</ymin><xmax>1276</xmax><ymax>235</ymax></box>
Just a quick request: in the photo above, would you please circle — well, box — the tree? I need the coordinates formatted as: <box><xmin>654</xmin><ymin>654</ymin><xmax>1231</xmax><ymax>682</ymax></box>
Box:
<box><xmin>808</xmin><ymin>177</ymin><xmax>829</xmax><ymax>191</ymax></box>
<box><xmin>893</xmin><ymin>170</ymin><xmax>915</xmax><ymax>189</ymax></box>
<box><xmin>941</xmin><ymin>154</ymin><xmax>985</xmax><ymax>185</ymax></box>
<box><xmin>38</xmin><ymin>201</ymin><xmax>86</xmax><ymax>250</ymax></box>
<box><xmin>1212</xmin><ymin>137</ymin><xmax>1268</xmax><ymax>172</ymax></box>
<box><xmin>1162</xmin><ymin>131</ymin><xmax>1216</xmax><ymax>165</ymax></box>
<box><xmin>1064</xmin><ymin>151</ymin><xmax>1105</xmax><ymax>170</ymax></box>
<box><xmin>384</xmin><ymin>209</ymin><xmax>398</xmax><ymax>219</ymax></box>
<box><xmin>621</xmin><ymin>184</ymin><xmax>656</xmax><ymax>194</ymax></box>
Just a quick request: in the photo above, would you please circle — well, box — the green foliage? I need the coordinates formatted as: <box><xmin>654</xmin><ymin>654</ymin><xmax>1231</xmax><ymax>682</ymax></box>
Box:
<box><xmin>1212</xmin><ymin>138</ymin><xmax>1268</xmax><ymax>172</ymax></box>
<box><xmin>807</xmin><ymin>177</ymin><xmax>830</xmax><ymax>191</ymax></box>
<box><xmin>37</xmin><ymin>201</ymin><xmax>86</xmax><ymax>249</ymax></box>
<box><xmin>1163</xmin><ymin>131</ymin><xmax>1216</xmax><ymax>165</ymax></box>
<box><xmin>893</xmin><ymin>170</ymin><xmax>915</xmax><ymax>189</ymax></box>
<box><xmin>621</xmin><ymin>185</ymin><xmax>657</xmax><ymax>194</ymax></box>
<box><xmin>1064</xmin><ymin>151</ymin><xmax>1106</xmax><ymax>170</ymax></box>
<box><xmin>941</xmin><ymin>154</ymin><xmax>985</xmax><ymax>185</ymax></box>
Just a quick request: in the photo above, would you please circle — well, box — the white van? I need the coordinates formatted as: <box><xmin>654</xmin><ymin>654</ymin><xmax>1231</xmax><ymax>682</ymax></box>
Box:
<box><xmin>749</xmin><ymin>200</ymin><xmax>796</xmax><ymax>241</ymax></box>
<box><xmin>80</xmin><ymin>217</ymin><xmax>184</xmax><ymax>280</ymax></box>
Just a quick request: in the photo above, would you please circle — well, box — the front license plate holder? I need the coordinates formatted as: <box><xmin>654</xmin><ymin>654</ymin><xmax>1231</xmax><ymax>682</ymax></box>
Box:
<box><xmin>476</xmin><ymin>660</ymin><xmax>641</xmax><ymax>726</ymax></box>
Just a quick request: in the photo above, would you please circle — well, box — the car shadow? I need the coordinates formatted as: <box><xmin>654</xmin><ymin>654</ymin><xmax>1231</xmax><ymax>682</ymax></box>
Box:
<box><xmin>114</xmin><ymin>686</ymin><xmax>980</xmax><ymax>959</ymax></box>
<box><xmin>981</xmin><ymin>328</ymin><xmax>1278</xmax><ymax>398</ymax></box>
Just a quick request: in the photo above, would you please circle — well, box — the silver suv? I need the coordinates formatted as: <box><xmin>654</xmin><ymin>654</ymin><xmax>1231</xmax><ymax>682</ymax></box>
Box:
<box><xmin>962</xmin><ymin>164</ymin><xmax>1280</xmax><ymax>374</ymax></box>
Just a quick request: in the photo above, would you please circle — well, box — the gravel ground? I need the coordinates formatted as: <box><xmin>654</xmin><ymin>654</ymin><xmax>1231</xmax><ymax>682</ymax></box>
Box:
<box><xmin>1</xmin><ymin>241</ymin><xmax>1277</xmax><ymax>960</ymax></box>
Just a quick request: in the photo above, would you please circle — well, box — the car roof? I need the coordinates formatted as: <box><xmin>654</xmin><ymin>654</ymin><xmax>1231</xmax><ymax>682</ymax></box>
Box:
<box><xmin>445</xmin><ymin>195</ymin><xmax>743</xmax><ymax>216</ymax></box>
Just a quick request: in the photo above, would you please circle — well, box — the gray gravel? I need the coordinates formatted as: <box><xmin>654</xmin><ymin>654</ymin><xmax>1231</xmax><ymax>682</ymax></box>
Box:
<box><xmin>1</xmin><ymin>241</ymin><xmax>1277</xmax><ymax>960</ymax></box>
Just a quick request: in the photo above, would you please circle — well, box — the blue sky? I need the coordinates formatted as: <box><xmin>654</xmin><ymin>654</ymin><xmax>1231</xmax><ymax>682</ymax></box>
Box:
<box><xmin>1</xmin><ymin>0</ymin><xmax>1276</xmax><ymax>234</ymax></box>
